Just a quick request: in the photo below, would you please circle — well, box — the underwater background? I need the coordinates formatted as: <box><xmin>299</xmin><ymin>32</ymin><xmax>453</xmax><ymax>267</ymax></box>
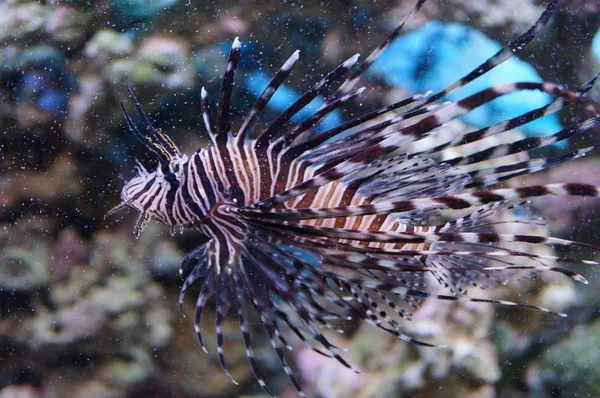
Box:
<box><xmin>2</xmin><ymin>0</ymin><xmax>600</xmax><ymax>397</ymax></box>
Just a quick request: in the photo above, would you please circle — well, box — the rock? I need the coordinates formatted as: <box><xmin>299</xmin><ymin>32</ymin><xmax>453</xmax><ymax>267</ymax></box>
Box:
<box><xmin>137</xmin><ymin>36</ymin><xmax>195</xmax><ymax>91</ymax></box>
<box><xmin>0</xmin><ymin>247</ymin><xmax>50</xmax><ymax>292</ymax></box>
<box><xmin>533</xmin><ymin>320</ymin><xmax>600</xmax><ymax>396</ymax></box>
<box><xmin>108</xmin><ymin>0</ymin><xmax>181</xmax><ymax>24</ymax></box>
<box><xmin>0</xmin><ymin>3</ymin><xmax>47</xmax><ymax>43</ymax></box>
<box><xmin>45</xmin><ymin>6</ymin><xmax>91</xmax><ymax>47</ymax></box>
<box><xmin>84</xmin><ymin>30</ymin><xmax>135</xmax><ymax>64</ymax></box>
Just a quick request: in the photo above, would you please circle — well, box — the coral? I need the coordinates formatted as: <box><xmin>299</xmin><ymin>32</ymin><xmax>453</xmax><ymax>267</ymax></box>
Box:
<box><xmin>0</xmin><ymin>217</ymin><xmax>53</xmax><ymax>295</ymax></box>
<box><xmin>136</xmin><ymin>36</ymin><xmax>195</xmax><ymax>91</ymax></box>
<box><xmin>51</xmin><ymin>228</ymin><xmax>89</xmax><ymax>281</ymax></box>
<box><xmin>0</xmin><ymin>2</ymin><xmax>90</xmax><ymax>45</ymax></box>
<box><xmin>0</xmin><ymin>153</ymin><xmax>82</xmax><ymax>217</ymax></box>
<box><xmin>45</xmin><ymin>6</ymin><xmax>91</xmax><ymax>46</ymax></box>
<box><xmin>0</xmin><ymin>3</ymin><xmax>48</xmax><ymax>43</ymax></box>
<box><xmin>0</xmin><ymin>248</ymin><xmax>49</xmax><ymax>292</ymax></box>
<box><xmin>84</xmin><ymin>30</ymin><xmax>135</xmax><ymax>64</ymax></box>
<box><xmin>144</xmin><ymin>227</ymin><xmax>184</xmax><ymax>278</ymax></box>
<box><xmin>0</xmin><ymin>384</ymin><xmax>44</xmax><ymax>398</ymax></box>
<box><xmin>384</xmin><ymin>0</ymin><xmax>543</xmax><ymax>32</ymax></box>
<box><xmin>529</xmin><ymin>320</ymin><xmax>600</xmax><ymax>396</ymax></box>
<box><xmin>0</xmin><ymin>225</ymin><xmax>188</xmax><ymax>396</ymax></box>
<box><xmin>27</xmin><ymin>303</ymin><xmax>109</xmax><ymax>349</ymax></box>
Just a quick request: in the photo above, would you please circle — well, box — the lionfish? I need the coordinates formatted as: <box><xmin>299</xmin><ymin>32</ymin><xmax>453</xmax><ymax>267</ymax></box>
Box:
<box><xmin>108</xmin><ymin>0</ymin><xmax>600</xmax><ymax>396</ymax></box>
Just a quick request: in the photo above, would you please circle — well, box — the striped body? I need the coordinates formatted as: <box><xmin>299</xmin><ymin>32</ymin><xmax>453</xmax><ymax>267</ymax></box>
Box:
<box><xmin>121</xmin><ymin>134</ymin><xmax>439</xmax><ymax>263</ymax></box>
<box><xmin>108</xmin><ymin>1</ymin><xmax>600</xmax><ymax>396</ymax></box>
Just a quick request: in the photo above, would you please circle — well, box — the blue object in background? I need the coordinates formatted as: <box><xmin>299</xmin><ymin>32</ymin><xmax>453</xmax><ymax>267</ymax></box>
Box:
<box><xmin>199</xmin><ymin>22</ymin><xmax>563</xmax><ymax>141</ymax></box>
<box><xmin>368</xmin><ymin>21</ymin><xmax>566</xmax><ymax>149</ymax></box>
<box><xmin>20</xmin><ymin>71</ymin><xmax>68</xmax><ymax>115</ymax></box>
<box><xmin>592</xmin><ymin>27</ymin><xmax>600</xmax><ymax>63</ymax></box>
<box><xmin>16</xmin><ymin>45</ymin><xmax>73</xmax><ymax>117</ymax></box>
<box><xmin>245</xmin><ymin>70</ymin><xmax>343</xmax><ymax>132</ymax></box>
<box><xmin>108</xmin><ymin>0</ymin><xmax>180</xmax><ymax>25</ymax></box>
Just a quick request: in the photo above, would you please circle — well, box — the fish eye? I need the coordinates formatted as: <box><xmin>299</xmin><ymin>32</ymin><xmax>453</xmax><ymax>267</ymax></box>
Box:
<box><xmin>165</xmin><ymin>171</ymin><xmax>178</xmax><ymax>184</ymax></box>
